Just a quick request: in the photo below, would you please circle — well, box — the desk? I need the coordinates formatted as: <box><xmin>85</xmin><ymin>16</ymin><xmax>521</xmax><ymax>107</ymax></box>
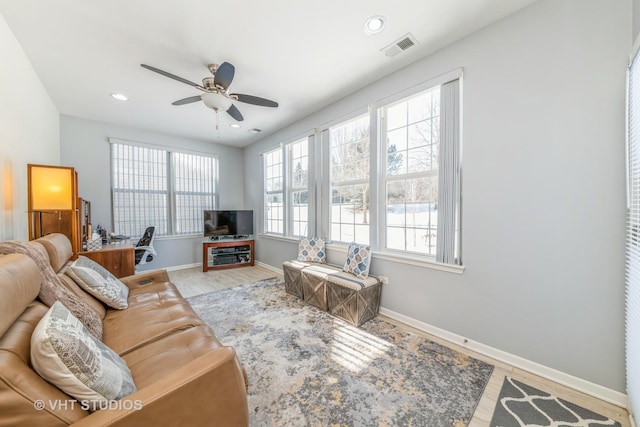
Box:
<box><xmin>79</xmin><ymin>241</ymin><xmax>135</xmax><ymax>278</ymax></box>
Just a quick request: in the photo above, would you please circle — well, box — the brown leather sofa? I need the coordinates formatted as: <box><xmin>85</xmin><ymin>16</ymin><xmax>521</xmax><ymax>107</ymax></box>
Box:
<box><xmin>0</xmin><ymin>233</ymin><xmax>248</xmax><ymax>426</ymax></box>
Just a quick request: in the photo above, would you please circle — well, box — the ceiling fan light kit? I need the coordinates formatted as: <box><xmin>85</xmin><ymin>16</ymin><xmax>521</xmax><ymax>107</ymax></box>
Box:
<box><xmin>201</xmin><ymin>92</ymin><xmax>232</xmax><ymax>112</ymax></box>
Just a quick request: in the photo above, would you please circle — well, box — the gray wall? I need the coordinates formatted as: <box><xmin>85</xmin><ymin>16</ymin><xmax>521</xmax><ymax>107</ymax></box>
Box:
<box><xmin>0</xmin><ymin>13</ymin><xmax>59</xmax><ymax>241</ymax></box>
<box><xmin>244</xmin><ymin>0</ymin><xmax>630</xmax><ymax>392</ymax></box>
<box><xmin>635</xmin><ymin>0</ymin><xmax>640</xmax><ymax>41</ymax></box>
<box><xmin>60</xmin><ymin>115</ymin><xmax>245</xmax><ymax>270</ymax></box>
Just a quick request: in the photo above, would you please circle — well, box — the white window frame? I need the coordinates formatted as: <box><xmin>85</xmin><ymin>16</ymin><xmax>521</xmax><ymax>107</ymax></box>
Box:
<box><xmin>109</xmin><ymin>138</ymin><xmax>218</xmax><ymax>238</ymax></box>
<box><xmin>287</xmin><ymin>138</ymin><xmax>311</xmax><ymax>238</ymax></box>
<box><xmin>323</xmin><ymin>113</ymin><xmax>371</xmax><ymax>245</ymax></box>
<box><xmin>374</xmin><ymin>68</ymin><xmax>462</xmax><ymax>264</ymax></box>
<box><xmin>171</xmin><ymin>151</ymin><xmax>218</xmax><ymax>236</ymax></box>
<box><xmin>263</xmin><ymin>147</ymin><xmax>284</xmax><ymax>235</ymax></box>
<box><xmin>379</xmin><ymin>86</ymin><xmax>441</xmax><ymax>256</ymax></box>
<box><xmin>262</xmin><ymin>134</ymin><xmax>314</xmax><ymax>237</ymax></box>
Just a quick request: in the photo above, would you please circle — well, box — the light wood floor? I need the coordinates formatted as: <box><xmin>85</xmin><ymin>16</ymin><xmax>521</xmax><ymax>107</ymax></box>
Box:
<box><xmin>168</xmin><ymin>265</ymin><xmax>280</xmax><ymax>298</ymax></box>
<box><xmin>171</xmin><ymin>265</ymin><xmax>631</xmax><ymax>426</ymax></box>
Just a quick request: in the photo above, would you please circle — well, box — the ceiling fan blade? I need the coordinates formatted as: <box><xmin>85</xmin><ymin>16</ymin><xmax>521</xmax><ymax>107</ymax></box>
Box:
<box><xmin>141</xmin><ymin>64</ymin><xmax>203</xmax><ymax>89</ymax></box>
<box><xmin>214</xmin><ymin>62</ymin><xmax>235</xmax><ymax>90</ymax></box>
<box><xmin>172</xmin><ymin>95</ymin><xmax>202</xmax><ymax>106</ymax></box>
<box><xmin>226</xmin><ymin>104</ymin><xmax>244</xmax><ymax>121</ymax></box>
<box><xmin>232</xmin><ymin>93</ymin><xmax>278</xmax><ymax>108</ymax></box>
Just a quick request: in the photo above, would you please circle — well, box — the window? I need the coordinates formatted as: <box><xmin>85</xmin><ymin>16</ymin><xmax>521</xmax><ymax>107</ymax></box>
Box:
<box><xmin>382</xmin><ymin>87</ymin><xmax>440</xmax><ymax>255</ymax></box>
<box><xmin>264</xmin><ymin>148</ymin><xmax>284</xmax><ymax>234</ymax></box>
<box><xmin>289</xmin><ymin>139</ymin><xmax>309</xmax><ymax>237</ymax></box>
<box><xmin>110</xmin><ymin>141</ymin><xmax>217</xmax><ymax>237</ymax></box>
<box><xmin>380</xmin><ymin>79</ymin><xmax>460</xmax><ymax>263</ymax></box>
<box><xmin>172</xmin><ymin>152</ymin><xmax>217</xmax><ymax>235</ymax></box>
<box><xmin>263</xmin><ymin>137</ymin><xmax>311</xmax><ymax>237</ymax></box>
<box><xmin>626</xmin><ymin>40</ymin><xmax>640</xmax><ymax>417</ymax></box>
<box><xmin>329</xmin><ymin>114</ymin><xmax>370</xmax><ymax>244</ymax></box>
<box><xmin>260</xmin><ymin>72</ymin><xmax>461</xmax><ymax>266</ymax></box>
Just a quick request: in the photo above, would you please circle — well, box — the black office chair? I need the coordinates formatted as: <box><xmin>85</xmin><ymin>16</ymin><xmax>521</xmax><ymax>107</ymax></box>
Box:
<box><xmin>135</xmin><ymin>226</ymin><xmax>157</xmax><ymax>267</ymax></box>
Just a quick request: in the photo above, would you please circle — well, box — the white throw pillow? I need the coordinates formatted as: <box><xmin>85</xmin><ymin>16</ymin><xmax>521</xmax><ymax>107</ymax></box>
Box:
<box><xmin>66</xmin><ymin>256</ymin><xmax>129</xmax><ymax>309</ymax></box>
<box><xmin>30</xmin><ymin>302</ymin><xmax>136</xmax><ymax>409</ymax></box>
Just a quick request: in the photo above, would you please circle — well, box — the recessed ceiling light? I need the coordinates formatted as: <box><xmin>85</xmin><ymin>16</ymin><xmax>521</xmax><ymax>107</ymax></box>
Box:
<box><xmin>110</xmin><ymin>93</ymin><xmax>129</xmax><ymax>101</ymax></box>
<box><xmin>364</xmin><ymin>15</ymin><xmax>385</xmax><ymax>35</ymax></box>
<box><xmin>229</xmin><ymin>123</ymin><xmax>241</xmax><ymax>129</ymax></box>
<box><xmin>248</xmin><ymin>128</ymin><xmax>262</xmax><ymax>134</ymax></box>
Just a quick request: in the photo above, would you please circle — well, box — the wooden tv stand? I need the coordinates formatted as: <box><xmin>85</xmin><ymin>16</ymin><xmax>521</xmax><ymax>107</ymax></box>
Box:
<box><xmin>202</xmin><ymin>239</ymin><xmax>255</xmax><ymax>272</ymax></box>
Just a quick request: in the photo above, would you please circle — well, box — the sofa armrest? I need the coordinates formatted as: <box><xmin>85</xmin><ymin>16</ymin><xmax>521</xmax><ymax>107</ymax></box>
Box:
<box><xmin>119</xmin><ymin>269</ymin><xmax>170</xmax><ymax>290</ymax></box>
<box><xmin>71</xmin><ymin>347</ymin><xmax>248</xmax><ymax>427</ymax></box>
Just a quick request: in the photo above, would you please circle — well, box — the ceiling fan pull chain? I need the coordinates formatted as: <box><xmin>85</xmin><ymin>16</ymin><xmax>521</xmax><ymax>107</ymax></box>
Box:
<box><xmin>216</xmin><ymin>111</ymin><xmax>220</xmax><ymax>139</ymax></box>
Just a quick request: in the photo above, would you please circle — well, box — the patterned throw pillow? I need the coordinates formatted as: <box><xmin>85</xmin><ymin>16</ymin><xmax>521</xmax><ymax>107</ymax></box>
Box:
<box><xmin>343</xmin><ymin>242</ymin><xmax>372</xmax><ymax>279</ymax></box>
<box><xmin>30</xmin><ymin>302</ymin><xmax>137</xmax><ymax>409</ymax></box>
<box><xmin>66</xmin><ymin>256</ymin><xmax>129</xmax><ymax>309</ymax></box>
<box><xmin>298</xmin><ymin>237</ymin><xmax>327</xmax><ymax>263</ymax></box>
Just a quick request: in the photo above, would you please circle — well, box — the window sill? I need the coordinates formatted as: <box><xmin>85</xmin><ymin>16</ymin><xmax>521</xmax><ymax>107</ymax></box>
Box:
<box><xmin>258</xmin><ymin>234</ymin><xmax>465</xmax><ymax>275</ymax></box>
<box><xmin>155</xmin><ymin>234</ymin><xmax>204</xmax><ymax>241</ymax></box>
<box><xmin>326</xmin><ymin>243</ymin><xmax>465</xmax><ymax>275</ymax></box>
<box><xmin>258</xmin><ymin>233</ymin><xmax>299</xmax><ymax>244</ymax></box>
<box><xmin>374</xmin><ymin>251</ymin><xmax>464</xmax><ymax>274</ymax></box>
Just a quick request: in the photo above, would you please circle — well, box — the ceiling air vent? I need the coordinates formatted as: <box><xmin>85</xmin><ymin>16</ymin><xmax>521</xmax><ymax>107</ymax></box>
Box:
<box><xmin>381</xmin><ymin>33</ymin><xmax>418</xmax><ymax>58</ymax></box>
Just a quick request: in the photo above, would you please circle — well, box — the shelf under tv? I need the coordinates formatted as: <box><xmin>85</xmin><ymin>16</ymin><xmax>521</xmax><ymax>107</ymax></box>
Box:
<box><xmin>202</xmin><ymin>239</ymin><xmax>255</xmax><ymax>272</ymax></box>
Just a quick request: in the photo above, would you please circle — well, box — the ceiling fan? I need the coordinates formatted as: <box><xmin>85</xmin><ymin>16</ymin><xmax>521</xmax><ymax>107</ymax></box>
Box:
<box><xmin>140</xmin><ymin>62</ymin><xmax>278</xmax><ymax>122</ymax></box>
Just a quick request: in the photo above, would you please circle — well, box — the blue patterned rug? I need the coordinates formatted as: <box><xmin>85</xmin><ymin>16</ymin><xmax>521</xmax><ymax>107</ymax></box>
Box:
<box><xmin>187</xmin><ymin>278</ymin><xmax>494</xmax><ymax>426</ymax></box>
<box><xmin>490</xmin><ymin>377</ymin><xmax>622</xmax><ymax>427</ymax></box>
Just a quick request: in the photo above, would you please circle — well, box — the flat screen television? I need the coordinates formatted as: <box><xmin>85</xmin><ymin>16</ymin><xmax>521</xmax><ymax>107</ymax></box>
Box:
<box><xmin>203</xmin><ymin>210</ymin><xmax>254</xmax><ymax>238</ymax></box>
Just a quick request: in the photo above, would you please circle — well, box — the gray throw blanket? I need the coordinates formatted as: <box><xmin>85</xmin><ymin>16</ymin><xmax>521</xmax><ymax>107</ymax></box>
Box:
<box><xmin>0</xmin><ymin>240</ymin><xmax>103</xmax><ymax>339</ymax></box>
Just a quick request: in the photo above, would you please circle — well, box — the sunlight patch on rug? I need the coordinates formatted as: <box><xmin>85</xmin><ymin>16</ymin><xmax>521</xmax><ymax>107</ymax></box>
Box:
<box><xmin>187</xmin><ymin>277</ymin><xmax>494</xmax><ymax>426</ymax></box>
<box><xmin>331</xmin><ymin>323</ymin><xmax>393</xmax><ymax>373</ymax></box>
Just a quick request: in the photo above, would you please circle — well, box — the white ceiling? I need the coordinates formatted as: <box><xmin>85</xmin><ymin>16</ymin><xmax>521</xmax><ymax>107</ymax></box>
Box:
<box><xmin>0</xmin><ymin>0</ymin><xmax>536</xmax><ymax>147</ymax></box>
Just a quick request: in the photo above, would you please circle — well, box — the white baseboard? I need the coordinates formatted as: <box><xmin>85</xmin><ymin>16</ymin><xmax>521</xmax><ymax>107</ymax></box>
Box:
<box><xmin>164</xmin><ymin>262</ymin><xmax>200</xmax><ymax>272</ymax></box>
<box><xmin>379</xmin><ymin>306</ymin><xmax>629</xmax><ymax>409</ymax></box>
<box><xmin>256</xmin><ymin>261</ymin><xmax>283</xmax><ymax>275</ymax></box>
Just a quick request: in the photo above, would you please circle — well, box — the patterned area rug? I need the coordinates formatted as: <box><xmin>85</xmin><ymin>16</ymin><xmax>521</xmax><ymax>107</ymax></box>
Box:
<box><xmin>490</xmin><ymin>377</ymin><xmax>622</xmax><ymax>427</ymax></box>
<box><xmin>186</xmin><ymin>278</ymin><xmax>494</xmax><ymax>426</ymax></box>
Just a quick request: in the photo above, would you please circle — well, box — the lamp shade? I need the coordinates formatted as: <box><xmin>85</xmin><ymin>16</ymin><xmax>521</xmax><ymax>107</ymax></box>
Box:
<box><xmin>28</xmin><ymin>165</ymin><xmax>74</xmax><ymax>210</ymax></box>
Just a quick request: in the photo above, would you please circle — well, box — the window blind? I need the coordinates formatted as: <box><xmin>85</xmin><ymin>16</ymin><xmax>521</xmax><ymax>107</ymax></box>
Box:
<box><xmin>626</xmin><ymin>41</ymin><xmax>640</xmax><ymax>420</ymax></box>
<box><xmin>436</xmin><ymin>78</ymin><xmax>461</xmax><ymax>265</ymax></box>
<box><xmin>111</xmin><ymin>143</ymin><xmax>168</xmax><ymax>237</ymax></box>
<box><xmin>110</xmin><ymin>141</ymin><xmax>217</xmax><ymax>237</ymax></box>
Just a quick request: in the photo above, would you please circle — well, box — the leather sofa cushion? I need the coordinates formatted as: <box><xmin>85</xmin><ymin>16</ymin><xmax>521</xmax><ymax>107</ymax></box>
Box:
<box><xmin>0</xmin><ymin>254</ymin><xmax>41</xmax><ymax>337</ymax></box>
<box><xmin>126</xmin><ymin>281</ymin><xmax>186</xmax><ymax>307</ymax></box>
<box><xmin>32</xmin><ymin>234</ymin><xmax>73</xmax><ymax>273</ymax></box>
<box><xmin>103</xmin><ymin>282</ymin><xmax>205</xmax><ymax>355</ymax></box>
<box><xmin>123</xmin><ymin>325</ymin><xmax>222</xmax><ymax>389</ymax></box>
